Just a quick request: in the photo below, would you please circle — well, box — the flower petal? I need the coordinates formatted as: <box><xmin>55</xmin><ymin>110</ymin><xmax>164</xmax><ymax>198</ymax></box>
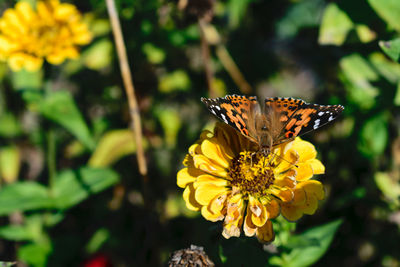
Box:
<box><xmin>195</xmin><ymin>183</ymin><xmax>228</xmax><ymax>206</ymax></box>
<box><xmin>256</xmin><ymin>220</ymin><xmax>275</xmax><ymax>243</ymax></box>
<box><xmin>249</xmin><ymin>196</ymin><xmax>267</xmax><ymax>227</ymax></box>
<box><xmin>201</xmin><ymin>139</ymin><xmax>231</xmax><ymax>169</ymax></box>
<box><xmin>182</xmin><ymin>184</ymin><xmax>201</xmax><ymax>211</ymax></box>
<box><xmin>177</xmin><ymin>167</ymin><xmax>203</xmax><ymax>188</ymax></box>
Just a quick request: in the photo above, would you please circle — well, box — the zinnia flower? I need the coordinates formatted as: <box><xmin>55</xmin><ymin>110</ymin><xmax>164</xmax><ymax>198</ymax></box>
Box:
<box><xmin>0</xmin><ymin>0</ymin><xmax>92</xmax><ymax>71</ymax></box>
<box><xmin>177</xmin><ymin>122</ymin><xmax>325</xmax><ymax>242</ymax></box>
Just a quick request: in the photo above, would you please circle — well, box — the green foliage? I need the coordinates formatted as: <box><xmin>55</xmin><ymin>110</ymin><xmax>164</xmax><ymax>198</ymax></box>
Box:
<box><xmin>270</xmin><ymin>220</ymin><xmax>342</xmax><ymax>267</ymax></box>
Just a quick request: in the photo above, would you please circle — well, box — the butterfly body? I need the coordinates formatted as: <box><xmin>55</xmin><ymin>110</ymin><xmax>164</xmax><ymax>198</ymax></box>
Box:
<box><xmin>201</xmin><ymin>95</ymin><xmax>344</xmax><ymax>154</ymax></box>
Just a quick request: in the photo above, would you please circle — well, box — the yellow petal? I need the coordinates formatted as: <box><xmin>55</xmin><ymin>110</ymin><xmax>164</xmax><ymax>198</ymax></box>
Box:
<box><xmin>281</xmin><ymin>204</ymin><xmax>303</xmax><ymax>222</ymax></box>
<box><xmin>292</xmin><ymin>139</ymin><xmax>317</xmax><ymax>162</ymax></box>
<box><xmin>272</xmin><ymin>187</ymin><xmax>293</xmax><ymax>202</ymax></box>
<box><xmin>201</xmin><ymin>205</ymin><xmax>224</xmax><ymax>221</ymax></box>
<box><xmin>299</xmin><ymin>194</ymin><xmax>318</xmax><ymax>215</ymax></box>
<box><xmin>195</xmin><ymin>183</ymin><xmax>227</xmax><ymax>205</ymax></box>
<box><xmin>209</xmin><ymin>193</ymin><xmax>227</xmax><ymax>215</ymax></box>
<box><xmin>256</xmin><ymin>220</ymin><xmax>275</xmax><ymax>243</ymax></box>
<box><xmin>295</xmin><ymin>162</ymin><xmax>314</xmax><ymax>181</ymax></box>
<box><xmin>194</xmin><ymin>174</ymin><xmax>228</xmax><ymax>188</ymax></box>
<box><xmin>193</xmin><ymin>154</ymin><xmax>228</xmax><ymax>177</ymax></box>
<box><xmin>15</xmin><ymin>2</ymin><xmax>35</xmax><ymax>23</ymax></box>
<box><xmin>266</xmin><ymin>198</ymin><xmax>280</xmax><ymax>219</ymax></box>
<box><xmin>309</xmin><ymin>159</ymin><xmax>325</xmax><ymax>175</ymax></box>
<box><xmin>177</xmin><ymin>167</ymin><xmax>201</xmax><ymax>188</ymax></box>
<box><xmin>182</xmin><ymin>184</ymin><xmax>201</xmax><ymax>211</ymax></box>
<box><xmin>243</xmin><ymin>206</ymin><xmax>257</xmax><ymax>237</ymax></box>
<box><xmin>201</xmin><ymin>139</ymin><xmax>230</xmax><ymax>169</ymax></box>
<box><xmin>249</xmin><ymin>196</ymin><xmax>267</xmax><ymax>227</ymax></box>
<box><xmin>299</xmin><ymin>180</ymin><xmax>325</xmax><ymax>200</ymax></box>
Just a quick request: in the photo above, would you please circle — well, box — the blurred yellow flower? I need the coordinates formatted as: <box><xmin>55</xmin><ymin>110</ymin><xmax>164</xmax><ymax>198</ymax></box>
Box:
<box><xmin>177</xmin><ymin>123</ymin><xmax>325</xmax><ymax>243</ymax></box>
<box><xmin>0</xmin><ymin>0</ymin><xmax>92</xmax><ymax>71</ymax></box>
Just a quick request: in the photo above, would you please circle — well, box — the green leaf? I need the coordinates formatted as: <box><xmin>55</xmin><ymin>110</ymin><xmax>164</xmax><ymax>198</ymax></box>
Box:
<box><xmin>374</xmin><ymin>172</ymin><xmax>400</xmax><ymax>207</ymax></box>
<box><xmin>82</xmin><ymin>39</ymin><xmax>113</xmax><ymax>70</ymax></box>
<box><xmin>39</xmin><ymin>90</ymin><xmax>95</xmax><ymax>150</ymax></box>
<box><xmin>340</xmin><ymin>53</ymin><xmax>379</xmax><ymax>110</ymax></box>
<box><xmin>158</xmin><ymin>70</ymin><xmax>191</xmax><ymax>93</ymax></box>
<box><xmin>228</xmin><ymin>0</ymin><xmax>252</xmax><ymax>28</ymax></box>
<box><xmin>318</xmin><ymin>3</ymin><xmax>354</xmax><ymax>45</ymax></box>
<box><xmin>395</xmin><ymin>82</ymin><xmax>400</xmax><ymax>106</ymax></box>
<box><xmin>52</xmin><ymin>167</ymin><xmax>119</xmax><ymax>209</ymax></box>
<box><xmin>358</xmin><ymin>113</ymin><xmax>388</xmax><ymax>158</ymax></box>
<box><xmin>85</xmin><ymin>228</ymin><xmax>110</xmax><ymax>254</ymax></box>
<box><xmin>11</xmin><ymin>69</ymin><xmax>43</xmax><ymax>91</ymax></box>
<box><xmin>0</xmin><ymin>182</ymin><xmax>50</xmax><ymax>215</ymax></box>
<box><xmin>142</xmin><ymin>43</ymin><xmax>166</xmax><ymax>64</ymax></box>
<box><xmin>0</xmin><ymin>146</ymin><xmax>21</xmax><ymax>183</ymax></box>
<box><xmin>88</xmin><ymin>129</ymin><xmax>140</xmax><ymax>167</ymax></box>
<box><xmin>271</xmin><ymin>220</ymin><xmax>342</xmax><ymax>267</ymax></box>
<box><xmin>277</xmin><ymin>0</ymin><xmax>324</xmax><ymax>38</ymax></box>
<box><xmin>155</xmin><ymin>107</ymin><xmax>182</xmax><ymax>147</ymax></box>
<box><xmin>368</xmin><ymin>52</ymin><xmax>400</xmax><ymax>84</ymax></box>
<box><xmin>0</xmin><ymin>225</ymin><xmax>33</xmax><ymax>241</ymax></box>
<box><xmin>18</xmin><ymin>243</ymin><xmax>51</xmax><ymax>267</ymax></box>
<box><xmin>368</xmin><ymin>0</ymin><xmax>400</xmax><ymax>32</ymax></box>
<box><xmin>379</xmin><ymin>38</ymin><xmax>400</xmax><ymax>62</ymax></box>
<box><xmin>0</xmin><ymin>113</ymin><xmax>22</xmax><ymax>138</ymax></box>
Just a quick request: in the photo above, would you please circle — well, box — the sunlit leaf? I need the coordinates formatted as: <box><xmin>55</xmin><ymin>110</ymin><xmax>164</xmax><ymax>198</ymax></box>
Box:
<box><xmin>18</xmin><ymin>242</ymin><xmax>51</xmax><ymax>267</ymax></box>
<box><xmin>82</xmin><ymin>39</ymin><xmax>113</xmax><ymax>70</ymax></box>
<box><xmin>270</xmin><ymin>220</ymin><xmax>342</xmax><ymax>267</ymax></box>
<box><xmin>88</xmin><ymin>129</ymin><xmax>140</xmax><ymax>167</ymax></box>
<box><xmin>277</xmin><ymin>0</ymin><xmax>324</xmax><ymax>38</ymax></box>
<box><xmin>375</xmin><ymin>172</ymin><xmax>400</xmax><ymax>207</ymax></box>
<box><xmin>159</xmin><ymin>70</ymin><xmax>191</xmax><ymax>93</ymax></box>
<box><xmin>142</xmin><ymin>43</ymin><xmax>166</xmax><ymax>64</ymax></box>
<box><xmin>0</xmin><ymin>225</ymin><xmax>33</xmax><ymax>241</ymax></box>
<box><xmin>52</xmin><ymin>167</ymin><xmax>119</xmax><ymax>209</ymax></box>
<box><xmin>358</xmin><ymin>113</ymin><xmax>388</xmax><ymax>158</ymax></box>
<box><xmin>355</xmin><ymin>24</ymin><xmax>376</xmax><ymax>43</ymax></box>
<box><xmin>11</xmin><ymin>69</ymin><xmax>43</xmax><ymax>91</ymax></box>
<box><xmin>340</xmin><ymin>53</ymin><xmax>379</xmax><ymax>109</ymax></box>
<box><xmin>39</xmin><ymin>90</ymin><xmax>95</xmax><ymax>150</ymax></box>
<box><xmin>0</xmin><ymin>182</ymin><xmax>50</xmax><ymax>215</ymax></box>
<box><xmin>227</xmin><ymin>0</ymin><xmax>252</xmax><ymax>28</ymax></box>
<box><xmin>155</xmin><ymin>107</ymin><xmax>182</xmax><ymax>147</ymax></box>
<box><xmin>368</xmin><ymin>52</ymin><xmax>400</xmax><ymax>84</ymax></box>
<box><xmin>318</xmin><ymin>3</ymin><xmax>353</xmax><ymax>45</ymax></box>
<box><xmin>395</xmin><ymin>82</ymin><xmax>400</xmax><ymax>106</ymax></box>
<box><xmin>0</xmin><ymin>113</ymin><xmax>22</xmax><ymax>138</ymax></box>
<box><xmin>0</xmin><ymin>145</ymin><xmax>21</xmax><ymax>183</ymax></box>
<box><xmin>368</xmin><ymin>0</ymin><xmax>400</xmax><ymax>32</ymax></box>
<box><xmin>85</xmin><ymin>228</ymin><xmax>110</xmax><ymax>254</ymax></box>
<box><xmin>379</xmin><ymin>38</ymin><xmax>400</xmax><ymax>62</ymax></box>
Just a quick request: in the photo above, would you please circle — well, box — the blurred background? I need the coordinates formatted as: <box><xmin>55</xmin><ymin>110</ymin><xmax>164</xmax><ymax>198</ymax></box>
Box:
<box><xmin>0</xmin><ymin>0</ymin><xmax>400</xmax><ymax>266</ymax></box>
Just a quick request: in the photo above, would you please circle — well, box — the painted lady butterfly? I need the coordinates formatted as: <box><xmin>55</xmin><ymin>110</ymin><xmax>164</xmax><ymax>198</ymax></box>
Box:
<box><xmin>201</xmin><ymin>95</ymin><xmax>344</xmax><ymax>155</ymax></box>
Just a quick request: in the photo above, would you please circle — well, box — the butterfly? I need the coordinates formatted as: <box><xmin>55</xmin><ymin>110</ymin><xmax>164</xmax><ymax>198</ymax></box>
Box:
<box><xmin>201</xmin><ymin>95</ymin><xmax>344</xmax><ymax>155</ymax></box>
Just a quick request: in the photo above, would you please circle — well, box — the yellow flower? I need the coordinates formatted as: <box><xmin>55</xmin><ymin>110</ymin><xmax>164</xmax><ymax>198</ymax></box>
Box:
<box><xmin>0</xmin><ymin>0</ymin><xmax>92</xmax><ymax>71</ymax></box>
<box><xmin>177</xmin><ymin>122</ymin><xmax>325</xmax><ymax>243</ymax></box>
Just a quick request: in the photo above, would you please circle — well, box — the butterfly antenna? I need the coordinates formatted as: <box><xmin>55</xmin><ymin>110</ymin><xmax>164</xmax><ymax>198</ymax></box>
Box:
<box><xmin>268</xmin><ymin>151</ymin><xmax>298</xmax><ymax>168</ymax></box>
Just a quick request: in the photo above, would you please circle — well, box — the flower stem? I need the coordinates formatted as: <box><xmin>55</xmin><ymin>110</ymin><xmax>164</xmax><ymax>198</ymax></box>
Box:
<box><xmin>47</xmin><ymin>128</ymin><xmax>56</xmax><ymax>195</ymax></box>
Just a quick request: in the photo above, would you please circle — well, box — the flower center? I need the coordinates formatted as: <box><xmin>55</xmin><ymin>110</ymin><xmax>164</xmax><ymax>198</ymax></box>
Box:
<box><xmin>228</xmin><ymin>151</ymin><xmax>275</xmax><ymax>198</ymax></box>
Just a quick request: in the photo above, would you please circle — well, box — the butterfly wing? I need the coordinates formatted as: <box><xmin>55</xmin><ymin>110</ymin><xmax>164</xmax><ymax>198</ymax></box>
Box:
<box><xmin>201</xmin><ymin>95</ymin><xmax>259</xmax><ymax>142</ymax></box>
<box><xmin>265</xmin><ymin>97</ymin><xmax>344</xmax><ymax>145</ymax></box>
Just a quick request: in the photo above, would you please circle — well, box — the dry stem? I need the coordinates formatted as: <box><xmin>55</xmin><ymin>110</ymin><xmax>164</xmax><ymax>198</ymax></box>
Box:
<box><xmin>105</xmin><ymin>0</ymin><xmax>147</xmax><ymax>176</ymax></box>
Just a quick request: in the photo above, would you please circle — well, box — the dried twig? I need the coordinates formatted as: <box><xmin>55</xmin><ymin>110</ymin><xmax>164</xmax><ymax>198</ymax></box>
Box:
<box><xmin>105</xmin><ymin>0</ymin><xmax>147</xmax><ymax>176</ymax></box>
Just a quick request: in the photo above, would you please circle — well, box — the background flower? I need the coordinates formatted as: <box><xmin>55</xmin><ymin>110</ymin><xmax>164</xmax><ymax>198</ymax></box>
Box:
<box><xmin>0</xmin><ymin>0</ymin><xmax>92</xmax><ymax>71</ymax></box>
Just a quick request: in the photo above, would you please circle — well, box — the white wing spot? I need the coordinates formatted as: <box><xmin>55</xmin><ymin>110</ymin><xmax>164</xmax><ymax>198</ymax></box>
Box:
<box><xmin>211</xmin><ymin>109</ymin><xmax>216</xmax><ymax>115</ymax></box>
<box><xmin>313</xmin><ymin>119</ymin><xmax>320</xmax><ymax>129</ymax></box>
<box><xmin>318</xmin><ymin>112</ymin><xmax>324</xmax><ymax>116</ymax></box>
<box><xmin>328</xmin><ymin>116</ymin><xmax>334</xmax><ymax>121</ymax></box>
<box><xmin>215</xmin><ymin>106</ymin><xmax>221</xmax><ymax>110</ymax></box>
<box><xmin>221</xmin><ymin>114</ymin><xmax>228</xmax><ymax>123</ymax></box>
